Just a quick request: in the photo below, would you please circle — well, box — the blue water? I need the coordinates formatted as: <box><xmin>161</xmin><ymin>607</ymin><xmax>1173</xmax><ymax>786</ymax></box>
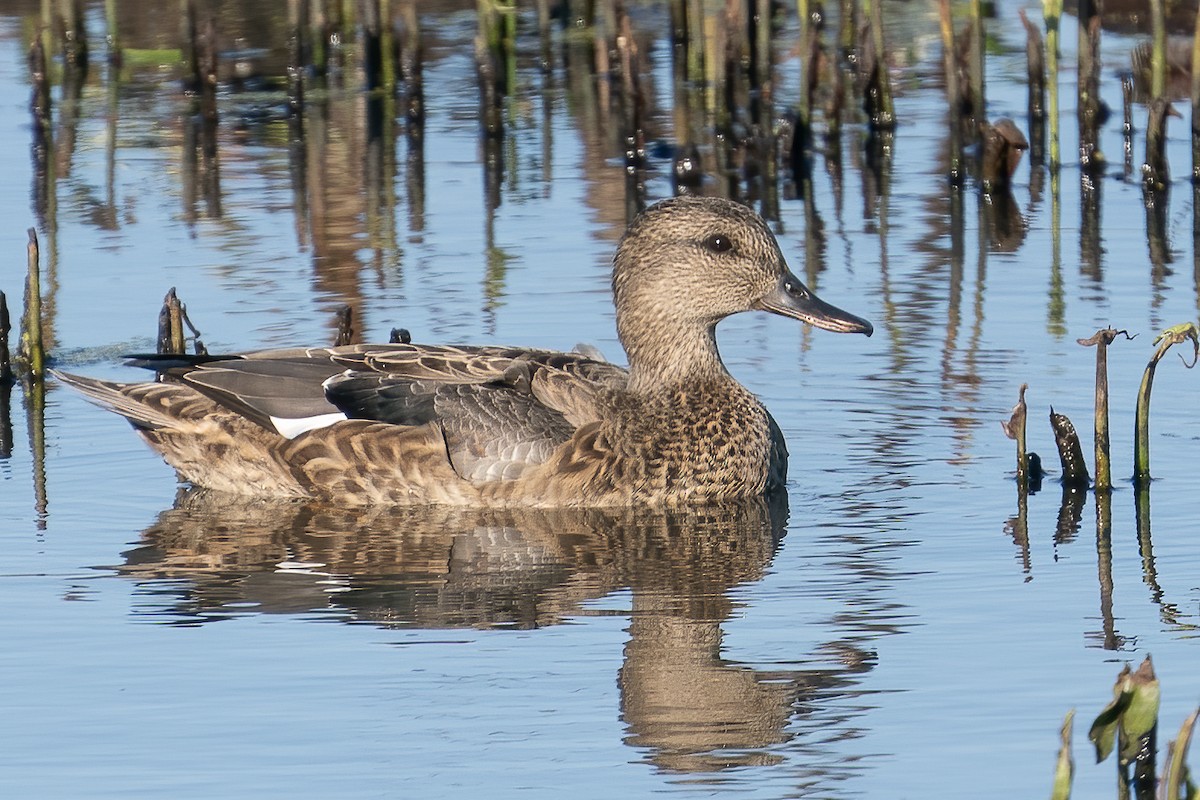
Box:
<box><xmin>3</xmin><ymin>2</ymin><xmax>1200</xmax><ymax>798</ymax></box>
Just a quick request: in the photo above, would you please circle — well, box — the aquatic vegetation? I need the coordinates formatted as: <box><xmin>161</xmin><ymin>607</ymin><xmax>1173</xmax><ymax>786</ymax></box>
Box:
<box><xmin>1052</xmin><ymin>657</ymin><xmax>1199</xmax><ymax>799</ymax></box>
<box><xmin>1134</xmin><ymin>323</ymin><xmax>1198</xmax><ymax>486</ymax></box>
<box><xmin>1076</xmin><ymin>328</ymin><xmax>1132</xmax><ymax>492</ymax></box>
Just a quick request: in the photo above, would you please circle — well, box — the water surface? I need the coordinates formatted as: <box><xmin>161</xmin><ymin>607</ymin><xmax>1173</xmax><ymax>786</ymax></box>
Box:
<box><xmin>2</xmin><ymin>2</ymin><xmax>1200</xmax><ymax>798</ymax></box>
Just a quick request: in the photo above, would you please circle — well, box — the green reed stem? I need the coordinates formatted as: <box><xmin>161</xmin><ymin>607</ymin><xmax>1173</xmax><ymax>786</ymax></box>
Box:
<box><xmin>1149</xmin><ymin>0</ymin><xmax>1166</xmax><ymax>99</ymax></box>
<box><xmin>1043</xmin><ymin>0</ymin><xmax>1061</xmax><ymax>170</ymax></box>
<box><xmin>1134</xmin><ymin>324</ymin><xmax>1199</xmax><ymax>486</ymax></box>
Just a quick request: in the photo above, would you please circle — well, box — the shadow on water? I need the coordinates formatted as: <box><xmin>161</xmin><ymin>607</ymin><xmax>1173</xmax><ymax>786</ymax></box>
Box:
<box><xmin>109</xmin><ymin>489</ymin><xmax>874</xmax><ymax>774</ymax></box>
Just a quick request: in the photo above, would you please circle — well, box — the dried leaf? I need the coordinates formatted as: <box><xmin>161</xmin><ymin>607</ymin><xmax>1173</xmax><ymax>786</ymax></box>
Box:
<box><xmin>1051</xmin><ymin>709</ymin><xmax>1075</xmax><ymax>800</ymax></box>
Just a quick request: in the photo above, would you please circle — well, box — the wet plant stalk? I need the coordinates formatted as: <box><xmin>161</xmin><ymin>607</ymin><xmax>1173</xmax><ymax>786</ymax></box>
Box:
<box><xmin>1192</xmin><ymin>5</ymin><xmax>1200</xmax><ymax>180</ymax></box>
<box><xmin>19</xmin><ymin>229</ymin><xmax>44</xmax><ymax>378</ymax></box>
<box><xmin>156</xmin><ymin>288</ymin><xmax>186</xmax><ymax>355</ymax></box>
<box><xmin>1001</xmin><ymin>383</ymin><xmax>1029</xmax><ymax>487</ymax></box>
<box><xmin>1143</xmin><ymin>98</ymin><xmax>1175</xmax><ymax>192</ymax></box>
<box><xmin>1050</xmin><ymin>407</ymin><xmax>1090</xmax><ymax>489</ymax></box>
<box><xmin>797</xmin><ymin>0</ymin><xmax>810</xmax><ymax>139</ymax></box>
<box><xmin>1077</xmin><ymin>10</ymin><xmax>1101</xmax><ymax>170</ymax></box>
<box><xmin>1043</xmin><ymin>0</ymin><xmax>1061</xmax><ymax>170</ymax></box>
<box><xmin>968</xmin><ymin>0</ymin><xmax>984</xmax><ymax>133</ymax></box>
<box><xmin>1134</xmin><ymin>324</ymin><xmax>1199</xmax><ymax>486</ymax></box>
<box><xmin>1123</xmin><ymin>73</ymin><xmax>1135</xmax><ymax>179</ymax></box>
<box><xmin>1162</xmin><ymin>709</ymin><xmax>1199</xmax><ymax>800</ymax></box>
<box><xmin>1078</xmin><ymin>328</ymin><xmax>1127</xmax><ymax>492</ymax></box>
<box><xmin>862</xmin><ymin>0</ymin><xmax>894</xmax><ymax>129</ymax></box>
<box><xmin>104</xmin><ymin>0</ymin><xmax>121</xmax><ymax>64</ymax></box>
<box><xmin>1093</xmin><ymin>339</ymin><xmax>1110</xmax><ymax>491</ymax></box>
<box><xmin>938</xmin><ymin>0</ymin><xmax>962</xmax><ymax>183</ymax></box>
<box><xmin>1019</xmin><ymin>10</ymin><xmax>1046</xmax><ymax>165</ymax></box>
<box><xmin>335</xmin><ymin>305</ymin><xmax>354</xmax><ymax>346</ymax></box>
<box><xmin>1051</xmin><ymin>710</ymin><xmax>1074</xmax><ymax>800</ymax></box>
<box><xmin>0</xmin><ymin>291</ymin><xmax>11</xmax><ymax>384</ymax></box>
<box><xmin>1149</xmin><ymin>0</ymin><xmax>1166</xmax><ymax>99</ymax></box>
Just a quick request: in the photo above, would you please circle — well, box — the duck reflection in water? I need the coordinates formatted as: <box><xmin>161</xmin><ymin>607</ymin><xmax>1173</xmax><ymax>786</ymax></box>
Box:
<box><xmin>114</xmin><ymin>489</ymin><xmax>875</xmax><ymax>774</ymax></box>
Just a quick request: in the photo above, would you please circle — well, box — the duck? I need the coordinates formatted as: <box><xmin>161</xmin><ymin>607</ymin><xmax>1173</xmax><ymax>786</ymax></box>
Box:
<box><xmin>55</xmin><ymin>196</ymin><xmax>872</xmax><ymax>507</ymax></box>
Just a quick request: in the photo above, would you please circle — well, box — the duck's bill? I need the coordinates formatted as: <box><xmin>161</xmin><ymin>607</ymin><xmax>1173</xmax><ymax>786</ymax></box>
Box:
<box><xmin>755</xmin><ymin>273</ymin><xmax>874</xmax><ymax>336</ymax></box>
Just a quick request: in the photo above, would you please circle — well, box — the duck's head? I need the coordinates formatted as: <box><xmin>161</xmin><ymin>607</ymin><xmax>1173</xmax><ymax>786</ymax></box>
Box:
<box><xmin>612</xmin><ymin>197</ymin><xmax>873</xmax><ymax>357</ymax></box>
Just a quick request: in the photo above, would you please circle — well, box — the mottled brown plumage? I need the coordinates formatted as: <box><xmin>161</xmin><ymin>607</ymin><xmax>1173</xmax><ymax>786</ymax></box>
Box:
<box><xmin>56</xmin><ymin>196</ymin><xmax>872</xmax><ymax>507</ymax></box>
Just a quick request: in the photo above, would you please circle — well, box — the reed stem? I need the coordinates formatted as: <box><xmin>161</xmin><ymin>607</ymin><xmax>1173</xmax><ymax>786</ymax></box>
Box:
<box><xmin>1077</xmin><ymin>328</ymin><xmax>1127</xmax><ymax>493</ymax></box>
<box><xmin>0</xmin><ymin>291</ymin><xmax>11</xmax><ymax>384</ymax></box>
<box><xmin>1134</xmin><ymin>324</ymin><xmax>1199</xmax><ymax>486</ymax></box>
<box><xmin>1001</xmin><ymin>383</ymin><xmax>1029</xmax><ymax>488</ymax></box>
<box><xmin>1192</xmin><ymin>4</ymin><xmax>1200</xmax><ymax>180</ymax></box>
<box><xmin>938</xmin><ymin>0</ymin><xmax>962</xmax><ymax>183</ymax></box>
<box><xmin>19</xmin><ymin>229</ymin><xmax>44</xmax><ymax>379</ymax></box>
<box><xmin>1149</xmin><ymin>0</ymin><xmax>1166</xmax><ymax>100</ymax></box>
<box><xmin>1043</xmin><ymin>0</ymin><xmax>1061</xmax><ymax>171</ymax></box>
<box><xmin>968</xmin><ymin>0</ymin><xmax>985</xmax><ymax>133</ymax></box>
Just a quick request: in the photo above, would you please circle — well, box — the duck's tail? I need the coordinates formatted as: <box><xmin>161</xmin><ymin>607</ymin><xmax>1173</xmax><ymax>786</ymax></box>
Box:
<box><xmin>51</xmin><ymin>370</ymin><xmax>179</xmax><ymax>431</ymax></box>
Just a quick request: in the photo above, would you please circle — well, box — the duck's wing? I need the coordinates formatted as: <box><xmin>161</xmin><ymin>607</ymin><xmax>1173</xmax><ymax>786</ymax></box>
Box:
<box><xmin>323</xmin><ymin>346</ymin><xmax>628</xmax><ymax>482</ymax></box>
<box><xmin>330</xmin><ymin>345</ymin><xmax>627</xmax><ymax>427</ymax></box>
<box><xmin>152</xmin><ymin>344</ymin><xmax>628</xmax><ymax>483</ymax></box>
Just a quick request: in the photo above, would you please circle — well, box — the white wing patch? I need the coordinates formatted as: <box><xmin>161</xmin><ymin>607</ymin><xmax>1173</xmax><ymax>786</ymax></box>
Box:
<box><xmin>270</xmin><ymin>412</ymin><xmax>347</xmax><ymax>439</ymax></box>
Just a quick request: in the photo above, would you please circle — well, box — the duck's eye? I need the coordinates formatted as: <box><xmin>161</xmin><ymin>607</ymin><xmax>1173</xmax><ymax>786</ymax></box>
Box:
<box><xmin>703</xmin><ymin>234</ymin><xmax>733</xmax><ymax>254</ymax></box>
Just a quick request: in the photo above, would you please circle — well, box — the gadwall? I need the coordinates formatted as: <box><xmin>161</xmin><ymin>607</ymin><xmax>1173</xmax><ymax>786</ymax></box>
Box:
<box><xmin>56</xmin><ymin>196</ymin><xmax>872</xmax><ymax>507</ymax></box>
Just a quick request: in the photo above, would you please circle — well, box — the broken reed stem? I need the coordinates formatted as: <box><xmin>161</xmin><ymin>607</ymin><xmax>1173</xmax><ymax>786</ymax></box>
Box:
<box><xmin>938</xmin><ymin>0</ymin><xmax>963</xmax><ymax>183</ymax></box>
<box><xmin>19</xmin><ymin>229</ymin><xmax>45</xmax><ymax>379</ymax></box>
<box><xmin>1001</xmin><ymin>383</ymin><xmax>1029</xmax><ymax>488</ymax></box>
<box><xmin>1043</xmin><ymin>0</ymin><xmax>1061</xmax><ymax>171</ymax></box>
<box><xmin>335</xmin><ymin>305</ymin><xmax>354</xmax><ymax>346</ymax></box>
<box><xmin>29</xmin><ymin>34</ymin><xmax>50</xmax><ymax>131</ymax></box>
<box><xmin>1050</xmin><ymin>407</ymin><xmax>1090</xmax><ymax>489</ymax></box>
<box><xmin>968</xmin><ymin>0</ymin><xmax>985</xmax><ymax>132</ymax></box>
<box><xmin>1149</xmin><ymin>0</ymin><xmax>1166</xmax><ymax>100</ymax></box>
<box><xmin>1078</xmin><ymin>328</ymin><xmax>1127</xmax><ymax>492</ymax></box>
<box><xmin>104</xmin><ymin>0</ymin><xmax>121</xmax><ymax>65</ymax></box>
<box><xmin>0</xmin><ymin>291</ymin><xmax>11</xmax><ymax>384</ymax></box>
<box><xmin>1019</xmin><ymin>9</ymin><xmax>1046</xmax><ymax>165</ymax></box>
<box><xmin>1051</xmin><ymin>710</ymin><xmax>1074</xmax><ymax>800</ymax></box>
<box><xmin>1192</xmin><ymin>6</ymin><xmax>1200</xmax><ymax>180</ymax></box>
<box><xmin>380</xmin><ymin>0</ymin><xmax>396</xmax><ymax>92</ymax></box>
<box><xmin>1076</xmin><ymin>1</ymin><xmax>1101</xmax><ymax>170</ymax></box>
<box><xmin>838</xmin><ymin>0</ymin><xmax>855</xmax><ymax>57</ymax></box>
<box><xmin>1143</xmin><ymin>98</ymin><xmax>1174</xmax><ymax>193</ymax></box>
<box><xmin>797</xmin><ymin>0</ymin><xmax>810</xmax><ymax>137</ymax></box>
<box><xmin>862</xmin><ymin>0</ymin><xmax>894</xmax><ymax>130</ymax></box>
<box><xmin>1092</xmin><ymin>336</ymin><xmax>1111</xmax><ymax>491</ymax></box>
<box><xmin>1123</xmin><ymin>73</ymin><xmax>1135</xmax><ymax>178</ymax></box>
<box><xmin>156</xmin><ymin>287</ymin><xmax>186</xmax><ymax>355</ymax></box>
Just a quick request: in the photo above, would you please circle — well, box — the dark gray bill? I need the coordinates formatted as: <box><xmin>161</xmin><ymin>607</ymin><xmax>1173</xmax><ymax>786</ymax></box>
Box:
<box><xmin>754</xmin><ymin>272</ymin><xmax>873</xmax><ymax>336</ymax></box>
